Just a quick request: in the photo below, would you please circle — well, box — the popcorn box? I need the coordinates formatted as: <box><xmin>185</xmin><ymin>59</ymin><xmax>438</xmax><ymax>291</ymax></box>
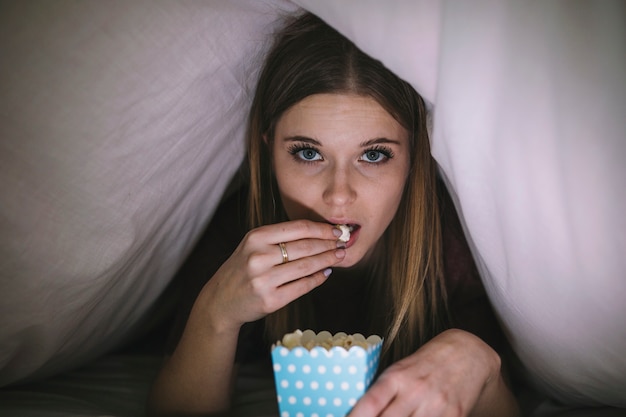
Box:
<box><xmin>271</xmin><ymin>330</ymin><xmax>383</xmax><ymax>417</ymax></box>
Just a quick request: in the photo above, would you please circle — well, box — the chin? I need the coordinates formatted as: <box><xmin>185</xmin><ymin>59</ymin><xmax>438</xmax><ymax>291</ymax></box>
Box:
<box><xmin>337</xmin><ymin>252</ymin><xmax>364</xmax><ymax>269</ymax></box>
<box><xmin>336</xmin><ymin>259</ymin><xmax>356</xmax><ymax>269</ymax></box>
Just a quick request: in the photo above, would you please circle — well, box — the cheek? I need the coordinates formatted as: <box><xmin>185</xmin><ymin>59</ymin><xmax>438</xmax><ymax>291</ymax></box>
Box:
<box><xmin>373</xmin><ymin>167</ymin><xmax>409</xmax><ymax>225</ymax></box>
<box><xmin>273</xmin><ymin>164</ymin><xmax>314</xmax><ymax>217</ymax></box>
<box><xmin>276</xmin><ymin>174</ymin><xmax>298</xmax><ymax>204</ymax></box>
<box><xmin>374</xmin><ymin>182</ymin><xmax>405</xmax><ymax>225</ymax></box>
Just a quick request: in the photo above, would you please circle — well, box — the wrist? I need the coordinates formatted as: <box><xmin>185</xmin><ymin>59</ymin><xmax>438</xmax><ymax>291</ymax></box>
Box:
<box><xmin>444</xmin><ymin>328</ymin><xmax>502</xmax><ymax>385</ymax></box>
<box><xmin>193</xmin><ymin>286</ymin><xmax>243</xmax><ymax>337</ymax></box>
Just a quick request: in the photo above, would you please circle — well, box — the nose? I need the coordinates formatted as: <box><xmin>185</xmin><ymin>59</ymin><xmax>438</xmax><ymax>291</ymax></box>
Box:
<box><xmin>323</xmin><ymin>165</ymin><xmax>357</xmax><ymax>207</ymax></box>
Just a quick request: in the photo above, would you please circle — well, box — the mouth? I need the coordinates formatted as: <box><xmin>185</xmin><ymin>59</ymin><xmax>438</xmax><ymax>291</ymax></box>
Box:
<box><xmin>333</xmin><ymin>223</ymin><xmax>361</xmax><ymax>248</ymax></box>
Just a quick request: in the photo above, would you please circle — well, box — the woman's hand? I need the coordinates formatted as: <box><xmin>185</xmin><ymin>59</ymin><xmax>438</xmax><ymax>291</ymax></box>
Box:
<box><xmin>148</xmin><ymin>220</ymin><xmax>344</xmax><ymax>416</ymax></box>
<box><xmin>349</xmin><ymin>329</ymin><xmax>520</xmax><ymax>417</ymax></box>
<box><xmin>200</xmin><ymin>219</ymin><xmax>345</xmax><ymax>333</ymax></box>
<box><xmin>149</xmin><ymin>220</ymin><xmax>344</xmax><ymax>416</ymax></box>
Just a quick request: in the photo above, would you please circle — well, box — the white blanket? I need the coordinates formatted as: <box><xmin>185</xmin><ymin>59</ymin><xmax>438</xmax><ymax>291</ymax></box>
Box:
<box><xmin>1</xmin><ymin>0</ymin><xmax>624</xmax><ymax>409</ymax></box>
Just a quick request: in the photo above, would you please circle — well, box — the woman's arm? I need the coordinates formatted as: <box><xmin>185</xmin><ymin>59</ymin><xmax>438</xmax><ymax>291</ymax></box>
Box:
<box><xmin>470</xmin><ymin>347</ymin><xmax>520</xmax><ymax>417</ymax></box>
<box><xmin>146</xmin><ymin>283</ymin><xmax>241</xmax><ymax>416</ymax></box>
<box><xmin>147</xmin><ymin>189</ymin><xmax>249</xmax><ymax>415</ymax></box>
<box><xmin>148</xmin><ymin>304</ymin><xmax>238</xmax><ymax>415</ymax></box>
<box><xmin>349</xmin><ymin>328</ymin><xmax>521</xmax><ymax>417</ymax></box>
<box><xmin>147</xmin><ymin>219</ymin><xmax>345</xmax><ymax>416</ymax></box>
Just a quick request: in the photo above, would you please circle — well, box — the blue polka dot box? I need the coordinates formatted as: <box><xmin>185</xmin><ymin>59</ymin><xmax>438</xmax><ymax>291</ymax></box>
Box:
<box><xmin>271</xmin><ymin>329</ymin><xmax>383</xmax><ymax>417</ymax></box>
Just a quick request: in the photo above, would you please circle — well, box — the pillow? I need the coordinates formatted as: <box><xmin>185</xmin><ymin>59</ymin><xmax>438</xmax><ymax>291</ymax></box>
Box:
<box><xmin>0</xmin><ymin>0</ymin><xmax>298</xmax><ymax>386</ymax></box>
<box><xmin>295</xmin><ymin>0</ymin><xmax>626</xmax><ymax>408</ymax></box>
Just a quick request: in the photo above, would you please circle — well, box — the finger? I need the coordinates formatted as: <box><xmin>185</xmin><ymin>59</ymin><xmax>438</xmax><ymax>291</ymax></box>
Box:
<box><xmin>271</xmin><ymin>246</ymin><xmax>345</xmax><ymax>287</ymax></box>
<box><xmin>273</xmin><ymin>268</ymin><xmax>333</xmax><ymax>307</ymax></box>
<box><xmin>262</xmin><ymin>219</ymin><xmax>341</xmax><ymax>245</ymax></box>
<box><xmin>349</xmin><ymin>377</ymin><xmax>397</xmax><ymax>417</ymax></box>
<box><xmin>273</xmin><ymin>237</ymin><xmax>344</xmax><ymax>265</ymax></box>
<box><xmin>377</xmin><ymin>378</ymin><xmax>466</xmax><ymax>417</ymax></box>
<box><xmin>379</xmin><ymin>396</ymin><xmax>424</xmax><ymax>417</ymax></box>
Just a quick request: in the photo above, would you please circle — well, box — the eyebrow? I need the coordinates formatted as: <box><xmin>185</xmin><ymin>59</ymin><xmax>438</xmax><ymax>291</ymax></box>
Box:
<box><xmin>283</xmin><ymin>136</ymin><xmax>401</xmax><ymax>147</ymax></box>
<box><xmin>359</xmin><ymin>137</ymin><xmax>402</xmax><ymax>147</ymax></box>
<box><xmin>283</xmin><ymin>136</ymin><xmax>322</xmax><ymax>146</ymax></box>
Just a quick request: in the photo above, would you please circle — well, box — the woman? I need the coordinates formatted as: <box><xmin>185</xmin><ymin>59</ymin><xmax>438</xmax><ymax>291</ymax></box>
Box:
<box><xmin>148</xmin><ymin>12</ymin><xmax>520</xmax><ymax>417</ymax></box>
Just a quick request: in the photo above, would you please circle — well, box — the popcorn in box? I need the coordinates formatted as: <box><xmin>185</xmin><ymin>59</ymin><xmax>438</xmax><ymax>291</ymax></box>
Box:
<box><xmin>271</xmin><ymin>330</ymin><xmax>383</xmax><ymax>417</ymax></box>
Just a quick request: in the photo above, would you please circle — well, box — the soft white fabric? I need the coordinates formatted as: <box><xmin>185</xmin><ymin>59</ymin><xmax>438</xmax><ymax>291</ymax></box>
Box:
<box><xmin>0</xmin><ymin>0</ymin><xmax>298</xmax><ymax>386</ymax></box>
<box><xmin>296</xmin><ymin>0</ymin><xmax>626</xmax><ymax>408</ymax></box>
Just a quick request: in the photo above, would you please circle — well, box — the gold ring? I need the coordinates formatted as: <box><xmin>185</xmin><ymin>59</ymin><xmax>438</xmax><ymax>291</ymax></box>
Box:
<box><xmin>278</xmin><ymin>242</ymin><xmax>289</xmax><ymax>264</ymax></box>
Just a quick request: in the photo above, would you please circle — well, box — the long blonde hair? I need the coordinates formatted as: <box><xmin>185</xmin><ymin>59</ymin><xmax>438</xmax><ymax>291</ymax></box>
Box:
<box><xmin>247</xmin><ymin>13</ymin><xmax>448</xmax><ymax>365</ymax></box>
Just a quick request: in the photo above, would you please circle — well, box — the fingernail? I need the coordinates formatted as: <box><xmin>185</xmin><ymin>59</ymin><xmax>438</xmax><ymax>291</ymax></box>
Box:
<box><xmin>332</xmin><ymin>228</ymin><xmax>342</xmax><ymax>237</ymax></box>
<box><xmin>335</xmin><ymin>249</ymin><xmax>346</xmax><ymax>258</ymax></box>
<box><xmin>336</xmin><ymin>241</ymin><xmax>346</xmax><ymax>249</ymax></box>
<box><xmin>323</xmin><ymin>268</ymin><xmax>332</xmax><ymax>277</ymax></box>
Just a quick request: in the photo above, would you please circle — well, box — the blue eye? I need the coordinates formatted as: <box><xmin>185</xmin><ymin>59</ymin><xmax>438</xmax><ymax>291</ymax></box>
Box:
<box><xmin>298</xmin><ymin>148</ymin><xmax>321</xmax><ymax>161</ymax></box>
<box><xmin>361</xmin><ymin>147</ymin><xmax>393</xmax><ymax>163</ymax></box>
<box><xmin>288</xmin><ymin>144</ymin><xmax>323</xmax><ymax>163</ymax></box>
<box><xmin>363</xmin><ymin>150</ymin><xmax>383</xmax><ymax>162</ymax></box>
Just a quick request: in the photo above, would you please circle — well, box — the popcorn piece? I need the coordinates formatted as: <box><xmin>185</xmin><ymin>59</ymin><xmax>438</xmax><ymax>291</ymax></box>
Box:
<box><xmin>277</xmin><ymin>329</ymin><xmax>381</xmax><ymax>351</ymax></box>
<box><xmin>366</xmin><ymin>334</ymin><xmax>383</xmax><ymax>345</ymax></box>
<box><xmin>336</xmin><ymin>224</ymin><xmax>352</xmax><ymax>242</ymax></box>
<box><xmin>281</xmin><ymin>329</ymin><xmax>302</xmax><ymax>349</ymax></box>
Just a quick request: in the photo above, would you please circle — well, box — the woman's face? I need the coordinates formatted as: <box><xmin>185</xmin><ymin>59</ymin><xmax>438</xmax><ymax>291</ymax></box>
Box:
<box><xmin>272</xmin><ymin>93</ymin><xmax>411</xmax><ymax>267</ymax></box>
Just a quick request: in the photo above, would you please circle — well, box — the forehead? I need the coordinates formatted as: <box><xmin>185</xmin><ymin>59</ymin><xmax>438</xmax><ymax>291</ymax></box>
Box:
<box><xmin>276</xmin><ymin>93</ymin><xmax>407</xmax><ymax>142</ymax></box>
